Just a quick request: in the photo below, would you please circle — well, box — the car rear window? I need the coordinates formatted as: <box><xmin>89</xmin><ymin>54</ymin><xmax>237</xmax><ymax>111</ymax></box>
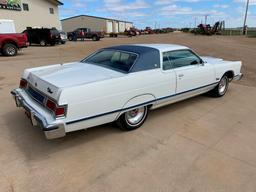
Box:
<box><xmin>82</xmin><ymin>49</ymin><xmax>138</xmax><ymax>73</ymax></box>
<box><xmin>50</xmin><ymin>29</ymin><xmax>59</xmax><ymax>35</ymax></box>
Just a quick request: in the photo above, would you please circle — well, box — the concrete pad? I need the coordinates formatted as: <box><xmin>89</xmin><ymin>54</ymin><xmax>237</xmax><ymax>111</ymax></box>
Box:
<box><xmin>177</xmin><ymin>84</ymin><xmax>256</xmax><ymax>147</ymax></box>
<box><xmin>214</xmin><ymin>115</ymin><xmax>256</xmax><ymax>167</ymax></box>
<box><xmin>85</xmin><ymin>134</ymin><xmax>206</xmax><ymax>192</ymax></box>
<box><xmin>174</xmin><ymin>150</ymin><xmax>256</xmax><ymax>192</ymax></box>
<box><xmin>0</xmin><ymin>84</ymin><xmax>255</xmax><ymax>192</ymax></box>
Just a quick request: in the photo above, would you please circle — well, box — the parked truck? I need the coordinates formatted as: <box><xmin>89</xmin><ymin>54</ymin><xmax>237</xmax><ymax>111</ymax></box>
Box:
<box><xmin>0</xmin><ymin>20</ymin><xmax>28</xmax><ymax>56</ymax></box>
<box><xmin>67</xmin><ymin>28</ymin><xmax>104</xmax><ymax>41</ymax></box>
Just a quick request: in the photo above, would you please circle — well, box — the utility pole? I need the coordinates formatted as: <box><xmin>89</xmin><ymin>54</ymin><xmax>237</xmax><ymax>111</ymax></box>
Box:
<box><xmin>243</xmin><ymin>0</ymin><xmax>250</xmax><ymax>35</ymax></box>
<box><xmin>194</xmin><ymin>17</ymin><xmax>197</xmax><ymax>28</ymax></box>
<box><xmin>204</xmin><ymin>15</ymin><xmax>209</xmax><ymax>24</ymax></box>
<box><xmin>204</xmin><ymin>15</ymin><xmax>209</xmax><ymax>25</ymax></box>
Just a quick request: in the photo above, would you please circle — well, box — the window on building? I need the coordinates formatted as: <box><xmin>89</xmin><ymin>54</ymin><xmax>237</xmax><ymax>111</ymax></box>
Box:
<box><xmin>23</xmin><ymin>3</ymin><xmax>29</xmax><ymax>11</ymax></box>
<box><xmin>49</xmin><ymin>8</ymin><xmax>54</xmax><ymax>14</ymax></box>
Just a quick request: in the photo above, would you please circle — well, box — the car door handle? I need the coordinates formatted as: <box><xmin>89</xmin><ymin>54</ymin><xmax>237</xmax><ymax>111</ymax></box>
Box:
<box><xmin>178</xmin><ymin>74</ymin><xmax>184</xmax><ymax>78</ymax></box>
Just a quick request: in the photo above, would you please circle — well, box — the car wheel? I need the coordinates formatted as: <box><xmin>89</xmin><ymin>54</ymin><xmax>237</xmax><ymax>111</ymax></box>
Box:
<box><xmin>211</xmin><ymin>75</ymin><xmax>229</xmax><ymax>97</ymax></box>
<box><xmin>117</xmin><ymin>106</ymin><xmax>148</xmax><ymax>131</ymax></box>
<box><xmin>68</xmin><ymin>36</ymin><xmax>73</xmax><ymax>41</ymax></box>
<box><xmin>61</xmin><ymin>41</ymin><xmax>66</xmax><ymax>44</ymax></box>
<box><xmin>40</xmin><ymin>40</ymin><xmax>47</xmax><ymax>46</ymax></box>
<box><xmin>92</xmin><ymin>36</ymin><xmax>99</xmax><ymax>41</ymax></box>
<box><xmin>2</xmin><ymin>43</ymin><xmax>18</xmax><ymax>56</ymax></box>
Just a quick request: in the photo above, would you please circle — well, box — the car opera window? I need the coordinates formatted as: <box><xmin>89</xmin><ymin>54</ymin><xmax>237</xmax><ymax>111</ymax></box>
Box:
<box><xmin>83</xmin><ymin>50</ymin><xmax>138</xmax><ymax>73</ymax></box>
<box><xmin>163</xmin><ymin>50</ymin><xmax>202</xmax><ymax>70</ymax></box>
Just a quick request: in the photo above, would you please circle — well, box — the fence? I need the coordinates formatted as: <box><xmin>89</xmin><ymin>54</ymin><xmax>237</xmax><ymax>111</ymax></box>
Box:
<box><xmin>221</xmin><ymin>29</ymin><xmax>256</xmax><ymax>37</ymax></box>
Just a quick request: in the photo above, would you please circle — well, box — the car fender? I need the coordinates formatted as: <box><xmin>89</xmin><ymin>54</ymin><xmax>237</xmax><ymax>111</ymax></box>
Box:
<box><xmin>1</xmin><ymin>38</ymin><xmax>18</xmax><ymax>49</ymax></box>
<box><xmin>115</xmin><ymin>94</ymin><xmax>156</xmax><ymax>120</ymax></box>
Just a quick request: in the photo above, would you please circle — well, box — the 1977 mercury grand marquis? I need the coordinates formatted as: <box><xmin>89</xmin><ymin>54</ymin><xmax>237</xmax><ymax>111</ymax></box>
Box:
<box><xmin>11</xmin><ymin>44</ymin><xmax>243</xmax><ymax>139</ymax></box>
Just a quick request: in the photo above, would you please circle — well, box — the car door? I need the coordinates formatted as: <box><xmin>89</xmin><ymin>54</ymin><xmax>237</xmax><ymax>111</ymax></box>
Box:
<box><xmin>164</xmin><ymin>49</ymin><xmax>215</xmax><ymax>94</ymax></box>
<box><xmin>155</xmin><ymin>52</ymin><xmax>177</xmax><ymax>107</ymax></box>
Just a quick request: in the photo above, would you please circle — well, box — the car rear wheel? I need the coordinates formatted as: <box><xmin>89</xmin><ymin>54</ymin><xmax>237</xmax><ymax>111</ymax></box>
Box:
<box><xmin>117</xmin><ymin>106</ymin><xmax>148</xmax><ymax>131</ymax></box>
<box><xmin>92</xmin><ymin>35</ymin><xmax>100</xmax><ymax>41</ymax></box>
<box><xmin>40</xmin><ymin>40</ymin><xmax>47</xmax><ymax>46</ymax></box>
<box><xmin>68</xmin><ymin>36</ymin><xmax>73</xmax><ymax>41</ymax></box>
<box><xmin>2</xmin><ymin>43</ymin><xmax>18</xmax><ymax>56</ymax></box>
<box><xmin>211</xmin><ymin>75</ymin><xmax>229</xmax><ymax>97</ymax></box>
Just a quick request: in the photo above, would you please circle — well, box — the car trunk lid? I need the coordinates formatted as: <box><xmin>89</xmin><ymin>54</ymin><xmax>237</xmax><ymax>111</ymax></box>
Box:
<box><xmin>26</xmin><ymin>62</ymin><xmax>124</xmax><ymax>100</ymax></box>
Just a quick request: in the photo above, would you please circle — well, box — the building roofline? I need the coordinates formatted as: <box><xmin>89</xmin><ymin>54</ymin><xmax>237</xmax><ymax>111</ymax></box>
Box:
<box><xmin>61</xmin><ymin>15</ymin><xmax>133</xmax><ymax>24</ymax></box>
<box><xmin>48</xmin><ymin>0</ymin><xmax>63</xmax><ymax>5</ymax></box>
<box><xmin>56</xmin><ymin>0</ymin><xmax>63</xmax><ymax>5</ymax></box>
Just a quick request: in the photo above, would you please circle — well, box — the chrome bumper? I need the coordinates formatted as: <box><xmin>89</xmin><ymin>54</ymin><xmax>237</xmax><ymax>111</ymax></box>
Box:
<box><xmin>233</xmin><ymin>73</ymin><xmax>243</xmax><ymax>81</ymax></box>
<box><xmin>11</xmin><ymin>89</ymin><xmax>66</xmax><ymax>139</ymax></box>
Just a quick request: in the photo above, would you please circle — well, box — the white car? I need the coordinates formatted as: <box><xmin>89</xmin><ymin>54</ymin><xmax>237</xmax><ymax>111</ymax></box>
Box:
<box><xmin>11</xmin><ymin>44</ymin><xmax>243</xmax><ymax>139</ymax></box>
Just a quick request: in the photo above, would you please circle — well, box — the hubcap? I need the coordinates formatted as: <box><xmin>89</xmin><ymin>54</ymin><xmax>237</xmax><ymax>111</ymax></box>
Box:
<box><xmin>125</xmin><ymin>107</ymin><xmax>146</xmax><ymax>126</ymax></box>
<box><xmin>219</xmin><ymin>77</ymin><xmax>227</xmax><ymax>94</ymax></box>
<box><xmin>7</xmin><ymin>47</ymin><xmax>15</xmax><ymax>55</ymax></box>
<box><xmin>40</xmin><ymin>41</ymin><xmax>46</xmax><ymax>46</ymax></box>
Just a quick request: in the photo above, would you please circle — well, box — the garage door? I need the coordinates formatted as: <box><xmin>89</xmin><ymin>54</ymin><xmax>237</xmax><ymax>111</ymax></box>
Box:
<box><xmin>106</xmin><ymin>21</ymin><xmax>113</xmax><ymax>33</ymax></box>
<box><xmin>119</xmin><ymin>22</ymin><xmax>125</xmax><ymax>32</ymax></box>
<box><xmin>114</xmin><ymin>22</ymin><xmax>119</xmax><ymax>33</ymax></box>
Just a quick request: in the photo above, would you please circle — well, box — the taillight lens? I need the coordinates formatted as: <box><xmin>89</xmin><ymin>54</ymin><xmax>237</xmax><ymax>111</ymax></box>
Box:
<box><xmin>46</xmin><ymin>99</ymin><xmax>66</xmax><ymax>118</ymax></box>
<box><xmin>55</xmin><ymin>107</ymin><xmax>66</xmax><ymax>117</ymax></box>
<box><xmin>46</xmin><ymin>99</ymin><xmax>56</xmax><ymax>111</ymax></box>
<box><xmin>19</xmin><ymin>79</ymin><xmax>28</xmax><ymax>89</ymax></box>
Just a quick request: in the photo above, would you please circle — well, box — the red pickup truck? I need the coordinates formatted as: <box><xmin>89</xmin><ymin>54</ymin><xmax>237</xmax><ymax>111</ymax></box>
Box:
<box><xmin>0</xmin><ymin>33</ymin><xmax>28</xmax><ymax>56</ymax></box>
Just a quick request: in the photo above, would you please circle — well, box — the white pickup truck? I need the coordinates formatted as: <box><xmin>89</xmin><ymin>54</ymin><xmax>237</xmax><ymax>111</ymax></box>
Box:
<box><xmin>11</xmin><ymin>44</ymin><xmax>243</xmax><ymax>139</ymax></box>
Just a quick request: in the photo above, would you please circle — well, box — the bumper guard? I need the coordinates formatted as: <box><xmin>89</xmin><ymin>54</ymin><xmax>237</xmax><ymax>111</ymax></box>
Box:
<box><xmin>11</xmin><ymin>89</ymin><xmax>66</xmax><ymax>139</ymax></box>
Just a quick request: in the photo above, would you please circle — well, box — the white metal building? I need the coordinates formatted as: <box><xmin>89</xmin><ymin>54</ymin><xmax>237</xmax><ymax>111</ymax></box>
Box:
<box><xmin>0</xmin><ymin>0</ymin><xmax>63</xmax><ymax>33</ymax></box>
<box><xmin>61</xmin><ymin>15</ymin><xmax>133</xmax><ymax>33</ymax></box>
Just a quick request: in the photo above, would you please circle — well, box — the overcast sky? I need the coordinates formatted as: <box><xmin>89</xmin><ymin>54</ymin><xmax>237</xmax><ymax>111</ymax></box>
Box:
<box><xmin>59</xmin><ymin>0</ymin><xmax>256</xmax><ymax>28</ymax></box>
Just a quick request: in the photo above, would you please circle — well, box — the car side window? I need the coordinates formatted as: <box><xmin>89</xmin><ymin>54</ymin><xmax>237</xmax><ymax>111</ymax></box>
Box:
<box><xmin>163</xmin><ymin>52</ymin><xmax>173</xmax><ymax>70</ymax></box>
<box><xmin>163</xmin><ymin>50</ymin><xmax>202</xmax><ymax>70</ymax></box>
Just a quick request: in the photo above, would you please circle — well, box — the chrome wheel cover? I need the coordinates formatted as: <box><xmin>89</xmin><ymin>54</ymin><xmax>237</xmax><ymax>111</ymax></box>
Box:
<box><xmin>219</xmin><ymin>77</ymin><xmax>227</xmax><ymax>94</ymax></box>
<box><xmin>125</xmin><ymin>107</ymin><xmax>146</xmax><ymax>126</ymax></box>
<box><xmin>40</xmin><ymin>41</ymin><xmax>46</xmax><ymax>46</ymax></box>
<box><xmin>7</xmin><ymin>46</ymin><xmax>16</xmax><ymax>55</ymax></box>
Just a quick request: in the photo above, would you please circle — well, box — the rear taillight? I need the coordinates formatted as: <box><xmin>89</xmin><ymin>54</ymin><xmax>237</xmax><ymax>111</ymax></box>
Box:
<box><xmin>19</xmin><ymin>79</ymin><xmax>28</xmax><ymax>89</ymax></box>
<box><xmin>46</xmin><ymin>99</ymin><xmax>66</xmax><ymax>118</ymax></box>
<box><xmin>55</xmin><ymin>107</ymin><xmax>66</xmax><ymax>117</ymax></box>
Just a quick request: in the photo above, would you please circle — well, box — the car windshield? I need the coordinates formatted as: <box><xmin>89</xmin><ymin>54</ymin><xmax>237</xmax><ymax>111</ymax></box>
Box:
<box><xmin>82</xmin><ymin>49</ymin><xmax>138</xmax><ymax>73</ymax></box>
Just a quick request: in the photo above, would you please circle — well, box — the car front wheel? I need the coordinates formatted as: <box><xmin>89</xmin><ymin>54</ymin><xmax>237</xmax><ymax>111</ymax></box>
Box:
<box><xmin>211</xmin><ymin>75</ymin><xmax>229</xmax><ymax>97</ymax></box>
<box><xmin>117</xmin><ymin>106</ymin><xmax>148</xmax><ymax>131</ymax></box>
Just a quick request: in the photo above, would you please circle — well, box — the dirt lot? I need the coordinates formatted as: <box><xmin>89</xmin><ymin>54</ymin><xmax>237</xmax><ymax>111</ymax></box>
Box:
<box><xmin>0</xmin><ymin>33</ymin><xmax>256</xmax><ymax>192</ymax></box>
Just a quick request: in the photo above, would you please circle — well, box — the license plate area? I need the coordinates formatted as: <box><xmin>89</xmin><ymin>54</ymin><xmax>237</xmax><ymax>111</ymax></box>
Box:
<box><xmin>23</xmin><ymin>106</ymin><xmax>37</xmax><ymax>126</ymax></box>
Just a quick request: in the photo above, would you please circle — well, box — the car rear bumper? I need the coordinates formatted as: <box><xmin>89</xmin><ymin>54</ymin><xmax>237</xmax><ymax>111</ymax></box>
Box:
<box><xmin>233</xmin><ymin>73</ymin><xmax>243</xmax><ymax>81</ymax></box>
<box><xmin>11</xmin><ymin>89</ymin><xmax>66</xmax><ymax>139</ymax></box>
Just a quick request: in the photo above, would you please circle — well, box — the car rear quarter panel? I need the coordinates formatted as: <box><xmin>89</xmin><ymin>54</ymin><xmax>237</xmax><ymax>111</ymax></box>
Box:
<box><xmin>59</xmin><ymin>69</ymin><xmax>173</xmax><ymax>132</ymax></box>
